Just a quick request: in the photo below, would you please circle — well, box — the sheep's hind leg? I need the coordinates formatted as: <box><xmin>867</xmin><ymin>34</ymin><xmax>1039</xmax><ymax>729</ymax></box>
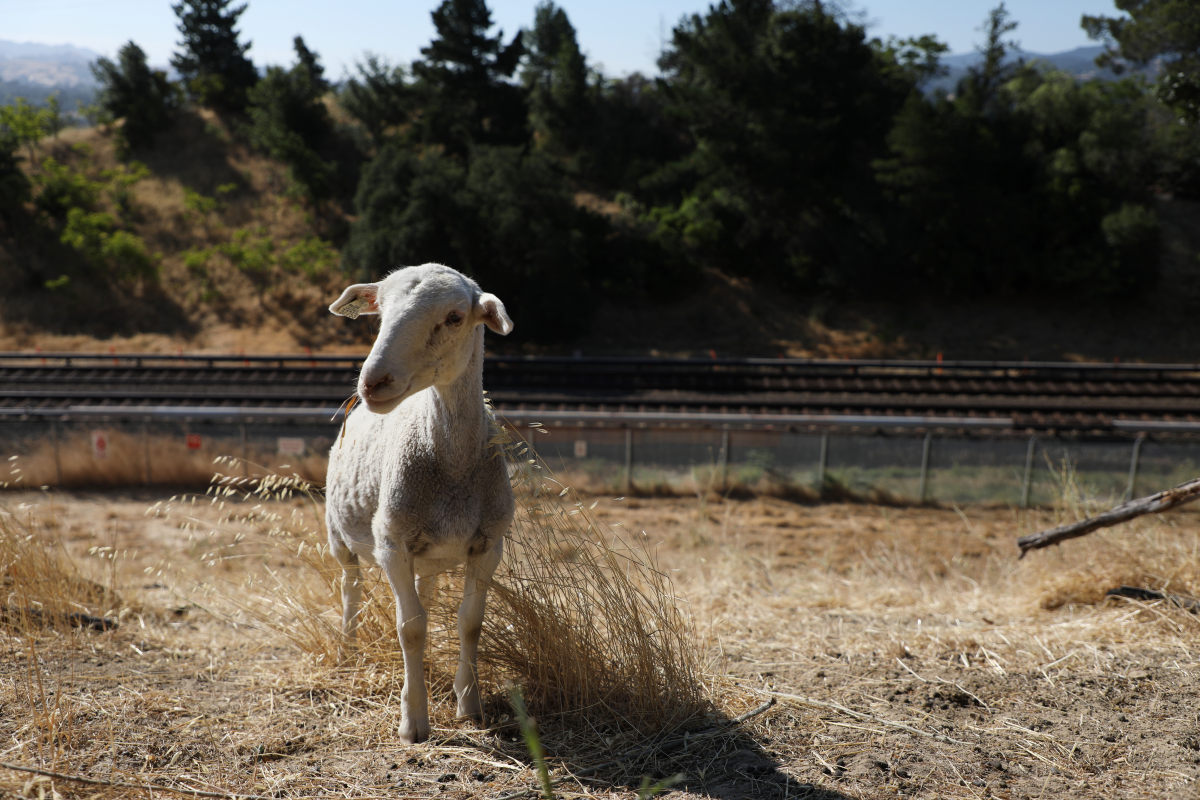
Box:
<box><xmin>454</xmin><ymin>540</ymin><xmax>502</xmax><ymax>721</ymax></box>
<box><xmin>379</xmin><ymin>547</ymin><xmax>431</xmax><ymax>744</ymax></box>
<box><xmin>332</xmin><ymin>537</ymin><xmax>363</xmax><ymax>647</ymax></box>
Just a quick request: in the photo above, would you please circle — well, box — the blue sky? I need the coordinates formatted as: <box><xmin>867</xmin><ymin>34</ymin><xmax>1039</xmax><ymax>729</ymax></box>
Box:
<box><xmin>3</xmin><ymin>0</ymin><xmax>1122</xmax><ymax>78</ymax></box>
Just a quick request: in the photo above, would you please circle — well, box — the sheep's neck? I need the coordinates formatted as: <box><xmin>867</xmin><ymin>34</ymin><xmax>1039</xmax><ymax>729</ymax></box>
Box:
<box><xmin>423</xmin><ymin>328</ymin><xmax>488</xmax><ymax>473</ymax></box>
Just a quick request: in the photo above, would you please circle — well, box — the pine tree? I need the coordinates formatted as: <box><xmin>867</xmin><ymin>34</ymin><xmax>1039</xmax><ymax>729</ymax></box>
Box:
<box><xmin>171</xmin><ymin>0</ymin><xmax>258</xmax><ymax>111</ymax></box>
<box><xmin>292</xmin><ymin>36</ymin><xmax>328</xmax><ymax>94</ymax></box>
<box><xmin>245</xmin><ymin>37</ymin><xmax>334</xmax><ymax>200</ymax></box>
<box><xmin>1084</xmin><ymin>0</ymin><xmax>1200</xmax><ymax>123</ymax></box>
<box><xmin>92</xmin><ymin>41</ymin><xmax>179</xmax><ymax>151</ymax></box>
<box><xmin>522</xmin><ymin>2</ymin><xmax>590</xmax><ymax>154</ymax></box>
<box><xmin>411</xmin><ymin>0</ymin><xmax>526</xmax><ymax>153</ymax></box>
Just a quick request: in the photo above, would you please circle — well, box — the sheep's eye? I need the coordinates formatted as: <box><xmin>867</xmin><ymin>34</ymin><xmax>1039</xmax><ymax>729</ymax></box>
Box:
<box><xmin>446</xmin><ymin>311</ymin><xmax>463</xmax><ymax>325</ymax></box>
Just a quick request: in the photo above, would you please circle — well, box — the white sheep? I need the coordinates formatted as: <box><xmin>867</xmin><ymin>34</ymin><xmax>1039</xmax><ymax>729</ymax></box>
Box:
<box><xmin>325</xmin><ymin>263</ymin><xmax>514</xmax><ymax>744</ymax></box>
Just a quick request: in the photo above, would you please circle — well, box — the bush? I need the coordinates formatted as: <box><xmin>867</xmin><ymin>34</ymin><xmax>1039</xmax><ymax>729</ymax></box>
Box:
<box><xmin>33</xmin><ymin>157</ymin><xmax>102</xmax><ymax>219</ymax></box>
<box><xmin>60</xmin><ymin>207</ymin><xmax>157</xmax><ymax>281</ymax></box>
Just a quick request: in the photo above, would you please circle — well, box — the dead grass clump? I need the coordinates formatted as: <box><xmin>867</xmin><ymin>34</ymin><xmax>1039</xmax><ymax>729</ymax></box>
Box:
<box><xmin>222</xmin><ymin>421</ymin><xmax>710</xmax><ymax>735</ymax></box>
<box><xmin>0</xmin><ymin>497</ymin><xmax>120</xmax><ymax>635</ymax></box>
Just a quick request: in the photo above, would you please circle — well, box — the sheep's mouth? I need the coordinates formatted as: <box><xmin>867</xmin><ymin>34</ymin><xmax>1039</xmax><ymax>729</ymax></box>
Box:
<box><xmin>360</xmin><ymin>379</ymin><xmax>412</xmax><ymax>412</ymax></box>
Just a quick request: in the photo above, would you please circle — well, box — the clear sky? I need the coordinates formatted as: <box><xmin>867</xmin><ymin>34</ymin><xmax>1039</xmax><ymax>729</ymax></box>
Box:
<box><xmin>2</xmin><ymin>0</ymin><xmax>1123</xmax><ymax>78</ymax></box>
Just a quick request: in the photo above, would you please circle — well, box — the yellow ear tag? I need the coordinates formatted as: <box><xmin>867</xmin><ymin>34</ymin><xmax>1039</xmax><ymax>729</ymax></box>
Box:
<box><xmin>338</xmin><ymin>298</ymin><xmax>370</xmax><ymax>319</ymax></box>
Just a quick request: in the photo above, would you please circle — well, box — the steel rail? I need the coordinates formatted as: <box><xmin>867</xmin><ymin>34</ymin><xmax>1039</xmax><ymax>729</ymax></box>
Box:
<box><xmin>3</xmin><ymin>350</ymin><xmax>1200</xmax><ymax>375</ymax></box>
<box><xmin>2</xmin><ymin>352</ymin><xmax>1200</xmax><ymax>433</ymax></box>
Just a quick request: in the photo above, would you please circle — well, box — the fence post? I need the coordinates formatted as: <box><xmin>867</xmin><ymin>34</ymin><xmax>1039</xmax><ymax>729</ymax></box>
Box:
<box><xmin>142</xmin><ymin>420</ymin><xmax>150</xmax><ymax>485</ymax></box>
<box><xmin>1021</xmin><ymin>434</ymin><xmax>1037</xmax><ymax>508</ymax></box>
<box><xmin>50</xmin><ymin>419</ymin><xmax>62</xmax><ymax>486</ymax></box>
<box><xmin>719</xmin><ymin>427</ymin><xmax>730</xmax><ymax>488</ymax></box>
<box><xmin>240</xmin><ymin>423</ymin><xmax>249</xmax><ymax>478</ymax></box>
<box><xmin>816</xmin><ymin>433</ymin><xmax>828</xmax><ymax>493</ymax></box>
<box><xmin>624</xmin><ymin>427</ymin><xmax>633</xmax><ymax>493</ymax></box>
<box><xmin>918</xmin><ymin>432</ymin><xmax>933</xmax><ymax>503</ymax></box>
<box><xmin>1125</xmin><ymin>435</ymin><xmax>1145</xmax><ymax>503</ymax></box>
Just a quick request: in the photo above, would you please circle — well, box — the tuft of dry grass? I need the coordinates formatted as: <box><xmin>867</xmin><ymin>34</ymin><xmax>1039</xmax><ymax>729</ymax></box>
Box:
<box><xmin>0</xmin><ymin>494</ymin><xmax>121</xmax><ymax>636</ymax></box>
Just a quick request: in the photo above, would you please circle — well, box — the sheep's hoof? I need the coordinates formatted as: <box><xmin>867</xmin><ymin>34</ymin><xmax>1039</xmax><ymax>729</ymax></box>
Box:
<box><xmin>456</xmin><ymin>702</ymin><xmax>484</xmax><ymax>723</ymax></box>
<box><xmin>399</xmin><ymin>716</ymin><xmax>431</xmax><ymax>745</ymax></box>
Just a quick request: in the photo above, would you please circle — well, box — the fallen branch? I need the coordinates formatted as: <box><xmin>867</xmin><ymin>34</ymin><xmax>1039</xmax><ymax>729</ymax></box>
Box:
<box><xmin>0</xmin><ymin>761</ymin><xmax>273</xmax><ymax>800</ymax></box>
<box><xmin>494</xmin><ymin>699</ymin><xmax>777</xmax><ymax>800</ymax></box>
<box><xmin>0</xmin><ymin>606</ymin><xmax>118</xmax><ymax>631</ymax></box>
<box><xmin>1106</xmin><ymin>585</ymin><xmax>1200</xmax><ymax>613</ymax></box>
<box><xmin>1017</xmin><ymin>477</ymin><xmax>1200</xmax><ymax>558</ymax></box>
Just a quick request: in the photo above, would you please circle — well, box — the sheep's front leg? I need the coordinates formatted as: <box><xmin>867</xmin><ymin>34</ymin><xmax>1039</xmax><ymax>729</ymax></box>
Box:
<box><xmin>379</xmin><ymin>547</ymin><xmax>431</xmax><ymax>744</ymax></box>
<box><xmin>332</xmin><ymin>538</ymin><xmax>363</xmax><ymax>645</ymax></box>
<box><xmin>455</xmin><ymin>540</ymin><xmax>502</xmax><ymax>721</ymax></box>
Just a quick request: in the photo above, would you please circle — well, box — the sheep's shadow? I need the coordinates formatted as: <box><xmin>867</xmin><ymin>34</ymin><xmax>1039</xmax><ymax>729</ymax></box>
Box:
<box><xmin>461</xmin><ymin>699</ymin><xmax>852</xmax><ymax>800</ymax></box>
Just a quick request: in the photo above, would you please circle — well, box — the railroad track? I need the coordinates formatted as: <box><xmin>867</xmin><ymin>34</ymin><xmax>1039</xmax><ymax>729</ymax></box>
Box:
<box><xmin>2</xmin><ymin>351</ymin><xmax>1200</xmax><ymax>434</ymax></box>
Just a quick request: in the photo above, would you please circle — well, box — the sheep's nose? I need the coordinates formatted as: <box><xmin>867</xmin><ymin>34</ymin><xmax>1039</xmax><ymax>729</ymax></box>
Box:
<box><xmin>361</xmin><ymin>374</ymin><xmax>393</xmax><ymax>400</ymax></box>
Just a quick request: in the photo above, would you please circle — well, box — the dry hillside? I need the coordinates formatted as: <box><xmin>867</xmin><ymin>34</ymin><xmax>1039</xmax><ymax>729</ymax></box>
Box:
<box><xmin>3</xmin><ymin>116</ymin><xmax>1200</xmax><ymax>361</ymax></box>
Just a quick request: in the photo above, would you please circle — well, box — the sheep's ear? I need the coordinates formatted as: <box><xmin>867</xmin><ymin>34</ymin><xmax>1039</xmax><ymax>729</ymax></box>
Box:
<box><xmin>329</xmin><ymin>283</ymin><xmax>380</xmax><ymax>318</ymax></box>
<box><xmin>475</xmin><ymin>293</ymin><xmax>513</xmax><ymax>335</ymax></box>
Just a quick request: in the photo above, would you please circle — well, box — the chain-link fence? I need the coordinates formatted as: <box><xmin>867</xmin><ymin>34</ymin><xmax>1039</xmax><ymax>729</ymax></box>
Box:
<box><xmin>2</xmin><ymin>418</ymin><xmax>1196</xmax><ymax>506</ymax></box>
<box><xmin>520</xmin><ymin>425</ymin><xmax>1197</xmax><ymax>506</ymax></box>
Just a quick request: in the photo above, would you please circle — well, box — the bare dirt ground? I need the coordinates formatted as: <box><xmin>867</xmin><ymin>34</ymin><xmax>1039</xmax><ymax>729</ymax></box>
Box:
<box><xmin>2</xmin><ymin>488</ymin><xmax>1199</xmax><ymax>800</ymax></box>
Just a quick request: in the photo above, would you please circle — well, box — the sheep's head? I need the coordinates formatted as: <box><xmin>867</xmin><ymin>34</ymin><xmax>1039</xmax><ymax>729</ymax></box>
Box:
<box><xmin>330</xmin><ymin>264</ymin><xmax>513</xmax><ymax>414</ymax></box>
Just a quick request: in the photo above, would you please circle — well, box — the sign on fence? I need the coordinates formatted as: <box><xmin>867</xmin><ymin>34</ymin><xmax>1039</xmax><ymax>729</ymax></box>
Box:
<box><xmin>574</xmin><ymin>439</ymin><xmax>588</xmax><ymax>458</ymax></box>
<box><xmin>186</xmin><ymin>433</ymin><xmax>202</xmax><ymax>451</ymax></box>
<box><xmin>91</xmin><ymin>430</ymin><xmax>108</xmax><ymax>460</ymax></box>
<box><xmin>278</xmin><ymin>437</ymin><xmax>306</xmax><ymax>456</ymax></box>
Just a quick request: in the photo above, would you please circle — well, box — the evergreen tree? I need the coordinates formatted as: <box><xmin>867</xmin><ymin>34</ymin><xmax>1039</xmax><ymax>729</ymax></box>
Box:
<box><xmin>291</xmin><ymin>36</ymin><xmax>328</xmax><ymax>93</ymax></box>
<box><xmin>340</xmin><ymin>55</ymin><xmax>412</xmax><ymax>150</ymax></box>
<box><xmin>649</xmin><ymin>0</ymin><xmax>912</xmax><ymax>288</ymax></box>
<box><xmin>1083</xmin><ymin>0</ymin><xmax>1200</xmax><ymax>83</ymax></box>
<box><xmin>411</xmin><ymin>0</ymin><xmax>526</xmax><ymax>154</ymax></box>
<box><xmin>92</xmin><ymin>41</ymin><xmax>179</xmax><ymax>151</ymax></box>
<box><xmin>875</xmin><ymin>5</ymin><xmax>1160</xmax><ymax>297</ymax></box>
<box><xmin>522</xmin><ymin>2</ymin><xmax>590</xmax><ymax>154</ymax></box>
<box><xmin>171</xmin><ymin>0</ymin><xmax>258</xmax><ymax>110</ymax></box>
<box><xmin>343</xmin><ymin>143</ymin><xmax>604</xmax><ymax>341</ymax></box>
<box><xmin>245</xmin><ymin>37</ymin><xmax>334</xmax><ymax>200</ymax></box>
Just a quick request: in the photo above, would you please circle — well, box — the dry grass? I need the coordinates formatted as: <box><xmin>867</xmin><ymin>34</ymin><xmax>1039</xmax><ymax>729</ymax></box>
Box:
<box><xmin>2</xmin><ymin>436</ymin><xmax>1200</xmax><ymax>798</ymax></box>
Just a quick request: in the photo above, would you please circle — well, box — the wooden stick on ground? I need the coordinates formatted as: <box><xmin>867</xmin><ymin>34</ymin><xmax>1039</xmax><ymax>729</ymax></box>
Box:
<box><xmin>1017</xmin><ymin>477</ymin><xmax>1200</xmax><ymax>558</ymax></box>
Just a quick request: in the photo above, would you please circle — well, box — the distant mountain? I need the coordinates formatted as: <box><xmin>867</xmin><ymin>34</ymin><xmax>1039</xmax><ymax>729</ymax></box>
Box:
<box><xmin>926</xmin><ymin>45</ymin><xmax>1161</xmax><ymax>95</ymax></box>
<box><xmin>0</xmin><ymin>39</ymin><xmax>100</xmax><ymax>88</ymax></box>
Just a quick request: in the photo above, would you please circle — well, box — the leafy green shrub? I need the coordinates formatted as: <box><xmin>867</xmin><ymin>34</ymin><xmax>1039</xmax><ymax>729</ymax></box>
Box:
<box><xmin>184</xmin><ymin>227</ymin><xmax>339</xmax><ymax>280</ymax></box>
<box><xmin>60</xmin><ymin>207</ymin><xmax>157</xmax><ymax>281</ymax></box>
<box><xmin>279</xmin><ymin>235</ymin><xmax>339</xmax><ymax>276</ymax></box>
<box><xmin>33</xmin><ymin>157</ymin><xmax>102</xmax><ymax>219</ymax></box>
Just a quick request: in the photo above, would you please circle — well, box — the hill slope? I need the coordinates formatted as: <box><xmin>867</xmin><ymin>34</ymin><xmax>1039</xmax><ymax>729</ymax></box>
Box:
<box><xmin>2</xmin><ymin>116</ymin><xmax>1200</xmax><ymax>363</ymax></box>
